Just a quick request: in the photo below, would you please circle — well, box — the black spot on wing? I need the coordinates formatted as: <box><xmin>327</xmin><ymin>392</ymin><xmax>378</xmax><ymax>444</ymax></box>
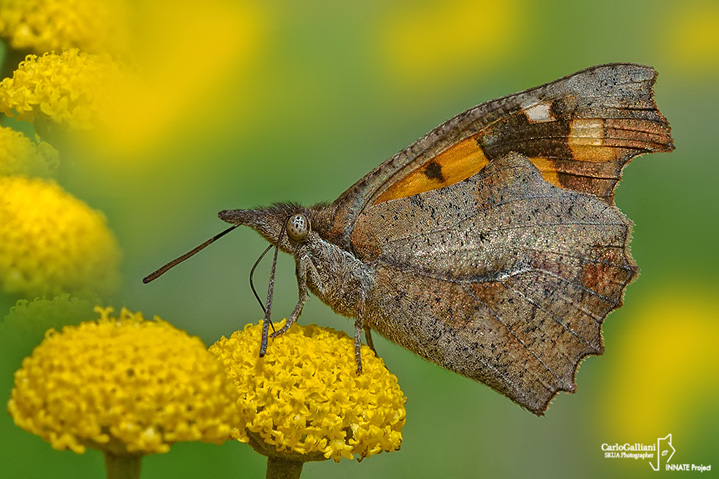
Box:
<box><xmin>424</xmin><ymin>160</ymin><xmax>445</xmax><ymax>182</ymax></box>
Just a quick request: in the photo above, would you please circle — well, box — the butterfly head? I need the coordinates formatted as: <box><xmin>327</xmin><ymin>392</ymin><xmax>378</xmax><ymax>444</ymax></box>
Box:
<box><xmin>219</xmin><ymin>203</ymin><xmax>313</xmax><ymax>252</ymax></box>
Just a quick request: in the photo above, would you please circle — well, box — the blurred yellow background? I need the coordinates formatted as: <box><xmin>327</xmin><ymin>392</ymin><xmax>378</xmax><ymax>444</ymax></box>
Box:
<box><xmin>1</xmin><ymin>0</ymin><xmax>716</xmax><ymax>477</ymax></box>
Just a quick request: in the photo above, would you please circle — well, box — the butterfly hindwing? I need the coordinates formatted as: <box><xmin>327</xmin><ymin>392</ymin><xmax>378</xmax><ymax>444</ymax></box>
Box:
<box><xmin>350</xmin><ymin>152</ymin><xmax>636</xmax><ymax>414</ymax></box>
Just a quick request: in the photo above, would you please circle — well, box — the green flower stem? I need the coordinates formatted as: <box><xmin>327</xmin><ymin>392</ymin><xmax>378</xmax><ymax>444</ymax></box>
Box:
<box><xmin>104</xmin><ymin>452</ymin><xmax>142</xmax><ymax>479</ymax></box>
<box><xmin>266</xmin><ymin>455</ymin><xmax>304</xmax><ymax>479</ymax></box>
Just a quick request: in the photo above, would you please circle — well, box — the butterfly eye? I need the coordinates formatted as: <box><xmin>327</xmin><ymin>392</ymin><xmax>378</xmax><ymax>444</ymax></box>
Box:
<box><xmin>286</xmin><ymin>213</ymin><xmax>310</xmax><ymax>242</ymax></box>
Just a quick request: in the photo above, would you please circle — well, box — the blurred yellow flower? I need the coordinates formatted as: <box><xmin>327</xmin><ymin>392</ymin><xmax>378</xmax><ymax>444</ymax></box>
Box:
<box><xmin>0</xmin><ymin>0</ymin><xmax>130</xmax><ymax>54</ymax></box>
<box><xmin>210</xmin><ymin>320</ymin><xmax>406</xmax><ymax>463</ymax></box>
<box><xmin>377</xmin><ymin>0</ymin><xmax>519</xmax><ymax>91</ymax></box>
<box><xmin>7</xmin><ymin>307</ymin><xmax>242</xmax><ymax>455</ymax></box>
<box><xmin>665</xmin><ymin>3</ymin><xmax>719</xmax><ymax>73</ymax></box>
<box><xmin>0</xmin><ymin>126</ymin><xmax>59</xmax><ymax>177</ymax></box>
<box><xmin>102</xmin><ymin>1</ymin><xmax>266</xmax><ymax>156</ymax></box>
<box><xmin>0</xmin><ymin>1</ymin><xmax>266</xmax><ymax>158</ymax></box>
<box><xmin>601</xmin><ymin>288</ymin><xmax>718</xmax><ymax>440</ymax></box>
<box><xmin>0</xmin><ymin>49</ymin><xmax>125</xmax><ymax>133</ymax></box>
<box><xmin>0</xmin><ymin>176</ymin><xmax>120</xmax><ymax>297</ymax></box>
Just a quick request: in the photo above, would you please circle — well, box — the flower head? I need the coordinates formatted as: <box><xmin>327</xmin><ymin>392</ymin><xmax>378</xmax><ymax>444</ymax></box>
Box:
<box><xmin>0</xmin><ymin>49</ymin><xmax>126</xmax><ymax>132</ymax></box>
<box><xmin>7</xmin><ymin>307</ymin><xmax>242</xmax><ymax>455</ymax></box>
<box><xmin>0</xmin><ymin>176</ymin><xmax>121</xmax><ymax>298</ymax></box>
<box><xmin>210</xmin><ymin>320</ymin><xmax>406</xmax><ymax>463</ymax></box>
<box><xmin>0</xmin><ymin>0</ymin><xmax>130</xmax><ymax>54</ymax></box>
<box><xmin>0</xmin><ymin>126</ymin><xmax>59</xmax><ymax>177</ymax></box>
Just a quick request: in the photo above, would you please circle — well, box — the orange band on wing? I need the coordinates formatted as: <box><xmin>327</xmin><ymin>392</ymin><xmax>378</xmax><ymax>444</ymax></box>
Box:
<box><xmin>374</xmin><ymin>137</ymin><xmax>490</xmax><ymax>205</ymax></box>
<box><xmin>528</xmin><ymin>157</ymin><xmax>562</xmax><ymax>188</ymax></box>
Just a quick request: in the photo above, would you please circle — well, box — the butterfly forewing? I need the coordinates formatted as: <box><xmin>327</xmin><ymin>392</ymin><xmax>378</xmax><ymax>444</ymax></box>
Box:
<box><xmin>325</xmin><ymin>64</ymin><xmax>673</xmax><ymax>252</ymax></box>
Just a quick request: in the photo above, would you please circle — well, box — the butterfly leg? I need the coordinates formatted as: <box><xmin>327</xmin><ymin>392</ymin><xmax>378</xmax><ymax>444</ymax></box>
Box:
<box><xmin>271</xmin><ymin>255</ymin><xmax>311</xmax><ymax>338</ymax></box>
<box><xmin>354</xmin><ymin>314</ymin><xmax>364</xmax><ymax>374</ymax></box>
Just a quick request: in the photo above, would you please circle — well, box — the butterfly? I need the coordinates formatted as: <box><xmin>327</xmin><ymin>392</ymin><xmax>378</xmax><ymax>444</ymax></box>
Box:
<box><xmin>145</xmin><ymin>63</ymin><xmax>673</xmax><ymax>415</ymax></box>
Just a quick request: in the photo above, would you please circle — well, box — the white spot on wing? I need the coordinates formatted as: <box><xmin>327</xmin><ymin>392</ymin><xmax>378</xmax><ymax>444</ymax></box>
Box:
<box><xmin>522</xmin><ymin>101</ymin><xmax>556</xmax><ymax>123</ymax></box>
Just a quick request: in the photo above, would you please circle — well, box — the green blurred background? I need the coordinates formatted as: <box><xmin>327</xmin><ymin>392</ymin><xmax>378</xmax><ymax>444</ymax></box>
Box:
<box><xmin>1</xmin><ymin>0</ymin><xmax>717</xmax><ymax>477</ymax></box>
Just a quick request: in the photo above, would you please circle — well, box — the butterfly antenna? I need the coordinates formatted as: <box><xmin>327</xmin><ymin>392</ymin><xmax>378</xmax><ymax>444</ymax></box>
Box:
<box><xmin>260</xmin><ymin>221</ymin><xmax>287</xmax><ymax>357</ymax></box>
<box><xmin>142</xmin><ymin>225</ymin><xmax>239</xmax><ymax>284</ymax></box>
<box><xmin>250</xmin><ymin>244</ymin><xmax>273</xmax><ymax>313</ymax></box>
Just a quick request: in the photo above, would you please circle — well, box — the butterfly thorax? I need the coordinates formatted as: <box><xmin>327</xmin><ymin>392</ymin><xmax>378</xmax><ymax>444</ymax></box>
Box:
<box><xmin>301</xmin><ymin>208</ymin><xmax>375</xmax><ymax>318</ymax></box>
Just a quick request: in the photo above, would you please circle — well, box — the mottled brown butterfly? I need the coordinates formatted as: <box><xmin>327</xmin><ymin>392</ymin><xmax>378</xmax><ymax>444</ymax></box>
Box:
<box><xmin>145</xmin><ymin>63</ymin><xmax>673</xmax><ymax>415</ymax></box>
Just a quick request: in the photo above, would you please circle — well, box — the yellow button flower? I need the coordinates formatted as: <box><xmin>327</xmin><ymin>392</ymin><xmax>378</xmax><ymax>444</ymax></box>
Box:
<box><xmin>210</xmin><ymin>320</ymin><xmax>406</xmax><ymax>470</ymax></box>
<box><xmin>0</xmin><ymin>126</ymin><xmax>59</xmax><ymax>177</ymax></box>
<box><xmin>0</xmin><ymin>49</ymin><xmax>125</xmax><ymax>132</ymax></box>
<box><xmin>0</xmin><ymin>0</ymin><xmax>130</xmax><ymax>54</ymax></box>
<box><xmin>0</xmin><ymin>176</ymin><xmax>120</xmax><ymax>298</ymax></box>
<box><xmin>7</xmin><ymin>307</ymin><xmax>242</xmax><ymax>458</ymax></box>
